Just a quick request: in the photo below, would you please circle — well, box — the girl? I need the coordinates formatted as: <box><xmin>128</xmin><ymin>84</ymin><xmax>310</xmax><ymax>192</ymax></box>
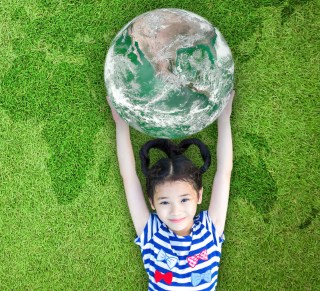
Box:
<box><xmin>108</xmin><ymin>91</ymin><xmax>234</xmax><ymax>290</ymax></box>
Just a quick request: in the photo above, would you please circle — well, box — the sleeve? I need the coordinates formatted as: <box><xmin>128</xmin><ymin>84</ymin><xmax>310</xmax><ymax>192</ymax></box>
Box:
<box><xmin>134</xmin><ymin>213</ymin><xmax>162</xmax><ymax>249</ymax></box>
<box><xmin>200</xmin><ymin>210</ymin><xmax>225</xmax><ymax>247</ymax></box>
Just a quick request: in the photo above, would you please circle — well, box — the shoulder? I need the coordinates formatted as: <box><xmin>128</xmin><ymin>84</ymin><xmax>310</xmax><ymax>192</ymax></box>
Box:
<box><xmin>196</xmin><ymin>210</ymin><xmax>225</xmax><ymax>245</ymax></box>
<box><xmin>195</xmin><ymin>210</ymin><xmax>211</xmax><ymax>226</ymax></box>
<box><xmin>134</xmin><ymin>212</ymin><xmax>164</xmax><ymax>248</ymax></box>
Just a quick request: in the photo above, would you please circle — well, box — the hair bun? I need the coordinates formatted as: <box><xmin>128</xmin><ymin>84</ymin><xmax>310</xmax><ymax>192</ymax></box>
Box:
<box><xmin>140</xmin><ymin>138</ymin><xmax>211</xmax><ymax>176</ymax></box>
<box><xmin>178</xmin><ymin>138</ymin><xmax>211</xmax><ymax>174</ymax></box>
<box><xmin>139</xmin><ymin>139</ymin><xmax>176</xmax><ymax>176</ymax></box>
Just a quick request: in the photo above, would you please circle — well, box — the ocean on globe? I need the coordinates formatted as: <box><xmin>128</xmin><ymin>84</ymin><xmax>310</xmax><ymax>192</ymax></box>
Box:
<box><xmin>104</xmin><ymin>8</ymin><xmax>234</xmax><ymax>139</ymax></box>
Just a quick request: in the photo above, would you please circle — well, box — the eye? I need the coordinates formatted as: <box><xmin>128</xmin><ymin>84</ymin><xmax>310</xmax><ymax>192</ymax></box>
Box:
<box><xmin>160</xmin><ymin>201</ymin><xmax>169</xmax><ymax>205</ymax></box>
<box><xmin>181</xmin><ymin>198</ymin><xmax>190</xmax><ymax>203</ymax></box>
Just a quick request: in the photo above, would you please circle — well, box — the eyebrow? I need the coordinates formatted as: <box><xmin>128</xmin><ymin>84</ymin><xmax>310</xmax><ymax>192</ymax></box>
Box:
<box><xmin>157</xmin><ymin>193</ymin><xmax>191</xmax><ymax>201</ymax></box>
<box><xmin>157</xmin><ymin>196</ymin><xmax>168</xmax><ymax>201</ymax></box>
<box><xmin>180</xmin><ymin>193</ymin><xmax>191</xmax><ymax>197</ymax></box>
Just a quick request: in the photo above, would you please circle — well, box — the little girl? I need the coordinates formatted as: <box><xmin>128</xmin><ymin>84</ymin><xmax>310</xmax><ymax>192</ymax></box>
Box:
<box><xmin>108</xmin><ymin>91</ymin><xmax>234</xmax><ymax>290</ymax></box>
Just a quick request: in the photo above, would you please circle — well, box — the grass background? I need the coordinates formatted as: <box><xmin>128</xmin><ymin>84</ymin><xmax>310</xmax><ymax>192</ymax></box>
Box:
<box><xmin>0</xmin><ymin>0</ymin><xmax>319</xmax><ymax>290</ymax></box>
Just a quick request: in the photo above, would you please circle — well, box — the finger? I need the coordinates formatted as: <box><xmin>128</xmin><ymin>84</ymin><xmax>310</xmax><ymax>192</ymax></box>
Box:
<box><xmin>227</xmin><ymin>91</ymin><xmax>235</xmax><ymax>107</ymax></box>
<box><xmin>106</xmin><ymin>96</ymin><xmax>114</xmax><ymax>109</ymax></box>
<box><xmin>229</xmin><ymin>90</ymin><xmax>235</xmax><ymax>101</ymax></box>
<box><xmin>106</xmin><ymin>95</ymin><xmax>110</xmax><ymax>103</ymax></box>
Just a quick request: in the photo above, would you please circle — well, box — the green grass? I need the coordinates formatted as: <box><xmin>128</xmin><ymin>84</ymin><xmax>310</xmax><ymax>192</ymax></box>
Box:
<box><xmin>0</xmin><ymin>0</ymin><xmax>319</xmax><ymax>290</ymax></box>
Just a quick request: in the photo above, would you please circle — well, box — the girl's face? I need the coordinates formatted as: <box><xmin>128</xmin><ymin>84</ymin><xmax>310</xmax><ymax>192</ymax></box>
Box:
<box><xmin>150</xmin><ymin>180</ymin><xmax>203</xmax><ymax>236</ymax></box>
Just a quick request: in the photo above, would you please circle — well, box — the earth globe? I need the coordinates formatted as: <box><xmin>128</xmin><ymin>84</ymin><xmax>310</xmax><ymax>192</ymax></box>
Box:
<box><xmin>104</xmin><ymin>8</ymin><xmax>234</xmax><ymax>139</ymax></box>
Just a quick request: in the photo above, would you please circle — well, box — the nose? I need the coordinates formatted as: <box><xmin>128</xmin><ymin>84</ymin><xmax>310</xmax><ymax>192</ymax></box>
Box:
<box><xmin>170</xmin><ymin>203</ymin><xmax>181</xmax><ymax>216</ymax></box>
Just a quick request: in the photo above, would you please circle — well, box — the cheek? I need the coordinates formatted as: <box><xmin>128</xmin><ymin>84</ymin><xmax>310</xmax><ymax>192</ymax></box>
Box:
<box><xmin>156</xmin><ymin>209</ymin><xmax>169</xmax><ymax>222</ymax></box>
<box><xmin>187</xmin><ymin>201</ymin><xmax>199</xmax><ymax>213</ymax></box>
<box><xmin>155</xmin><ymin>205</ymin><xmax>167</xmax><ymax>216</ymax></box>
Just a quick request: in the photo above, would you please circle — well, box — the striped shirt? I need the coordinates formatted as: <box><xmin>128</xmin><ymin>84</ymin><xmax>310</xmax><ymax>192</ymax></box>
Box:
<box><xmin>135</xmin><ymin>211</ymin><xmax>224</xmax><ymax>290</ymax></box>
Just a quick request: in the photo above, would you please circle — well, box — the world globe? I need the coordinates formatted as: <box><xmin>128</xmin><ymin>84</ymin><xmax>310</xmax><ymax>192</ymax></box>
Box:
<box><xmin>104</xmin><ymin>8</ymin><xmax>234</xmax><ymax>139</ymax></box>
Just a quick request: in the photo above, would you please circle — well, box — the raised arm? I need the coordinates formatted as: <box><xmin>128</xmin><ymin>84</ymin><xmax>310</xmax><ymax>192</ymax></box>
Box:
<box><xmin>208</xmin><ymin>91</ymin><xmax>234</xmax><ymax>237</ymax></box>
<box><xmin>107</xmin><ymin>97</ymin><xmax>150</xmax><ymax>236</ymax></box>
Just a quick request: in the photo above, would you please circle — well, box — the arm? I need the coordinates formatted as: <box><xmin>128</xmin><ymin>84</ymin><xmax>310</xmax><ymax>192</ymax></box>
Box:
<box><xmin>208</xmin><ymin>91</ymin><xmax>234</xmax><ymax>237</ymax></box>
<box><xmin>108</xmin><ymin>97</ymin><xmax>150</xmax><ymax>236</ymax></box>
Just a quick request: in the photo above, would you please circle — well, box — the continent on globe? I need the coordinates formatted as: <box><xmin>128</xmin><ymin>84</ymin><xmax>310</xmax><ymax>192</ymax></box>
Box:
<box><xmin>105</xmin><ymin>8</ymin><xmax>234</xmax><ymax>138</ymax></box>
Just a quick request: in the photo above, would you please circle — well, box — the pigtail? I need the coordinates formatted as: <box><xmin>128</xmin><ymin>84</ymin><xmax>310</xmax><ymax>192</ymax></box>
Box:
<box><xmin>178</xmin><ymin>138</ymin><xmax>211</xmax><ymax>174</ymax></box>
<box><xmin>139</xmin><ymin>139</ymin><xmax>178</xmax><ymax>176</ymax></box>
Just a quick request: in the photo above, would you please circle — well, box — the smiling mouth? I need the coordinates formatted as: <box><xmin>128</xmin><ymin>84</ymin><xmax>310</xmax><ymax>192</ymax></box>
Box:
<box><xmin>169</xmin><ymin>218</ymin><xmax>185</xmax><ymax>223</ymax></box>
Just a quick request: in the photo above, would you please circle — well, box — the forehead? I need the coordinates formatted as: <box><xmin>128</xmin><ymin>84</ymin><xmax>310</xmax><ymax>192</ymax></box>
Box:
<box><xmin>154</xmin><ymin>180</ymin><xmax>198</xmax><ymax>197</ymax></box>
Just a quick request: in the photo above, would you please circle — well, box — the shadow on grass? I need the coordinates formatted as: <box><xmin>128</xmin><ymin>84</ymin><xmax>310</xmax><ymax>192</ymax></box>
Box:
<box><xmin>231</xmin><ymin>133</ymin><xmax>278</xmax><ymax>217</ymax></box>
<box><xmin>299</xmin><ymin>207</ymin><xmax>319</xmax><ymax>229</ymax></box>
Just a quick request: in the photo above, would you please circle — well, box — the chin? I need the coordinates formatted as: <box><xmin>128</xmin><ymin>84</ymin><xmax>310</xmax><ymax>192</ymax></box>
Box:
<box><xmin>173</xmin><ymin>227</ymin><xmax>191</xmax><ymax>236</ymax></box>
<box><xmin>168</xmin><ymin>221</ymin><xmax>192</xmax><ymax>234</ymax></box>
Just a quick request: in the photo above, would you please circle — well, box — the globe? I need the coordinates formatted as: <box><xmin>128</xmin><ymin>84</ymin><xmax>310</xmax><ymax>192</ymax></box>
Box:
<box><xmin>104</xmin><ymin>8</ymin><xmax>234</xmax><ymax>139</ymax></box>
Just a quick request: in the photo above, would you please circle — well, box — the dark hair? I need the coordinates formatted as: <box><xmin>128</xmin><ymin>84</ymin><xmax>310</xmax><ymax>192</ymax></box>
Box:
<box><xmin>139</xmin><ymin>138</ymin><xmax>211</xmax><ymax>202</ymax></box>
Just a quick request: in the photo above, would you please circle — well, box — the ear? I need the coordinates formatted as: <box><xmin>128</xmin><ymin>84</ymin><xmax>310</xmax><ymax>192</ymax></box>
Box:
<box><xmin>197</xmin><ymin>187</ymin><xmax>203</xmax><ymax>204</ymax></box>
<box><xmin>149</xmin><ymin>198</ymin><xmax>156</xmax><ymax>210</ymax></box>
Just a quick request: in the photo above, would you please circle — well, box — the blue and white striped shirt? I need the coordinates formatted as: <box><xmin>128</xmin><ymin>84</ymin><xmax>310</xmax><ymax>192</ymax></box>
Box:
<box><xmin>135</xmin><ymin>211</ymin><xmax>224</xmax><ymax>290</ymax></box>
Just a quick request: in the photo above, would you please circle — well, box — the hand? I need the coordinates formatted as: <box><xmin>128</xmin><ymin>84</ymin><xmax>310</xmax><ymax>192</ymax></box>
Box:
<box><xmin>219</xmin><ymin>90</ymin><xmax>235</xmax><ymax>121</ymax></box>
<box><xmin>106</xmin><ymin>96</ymin><xmax>127</xmax><ymax>126</ymax></box>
